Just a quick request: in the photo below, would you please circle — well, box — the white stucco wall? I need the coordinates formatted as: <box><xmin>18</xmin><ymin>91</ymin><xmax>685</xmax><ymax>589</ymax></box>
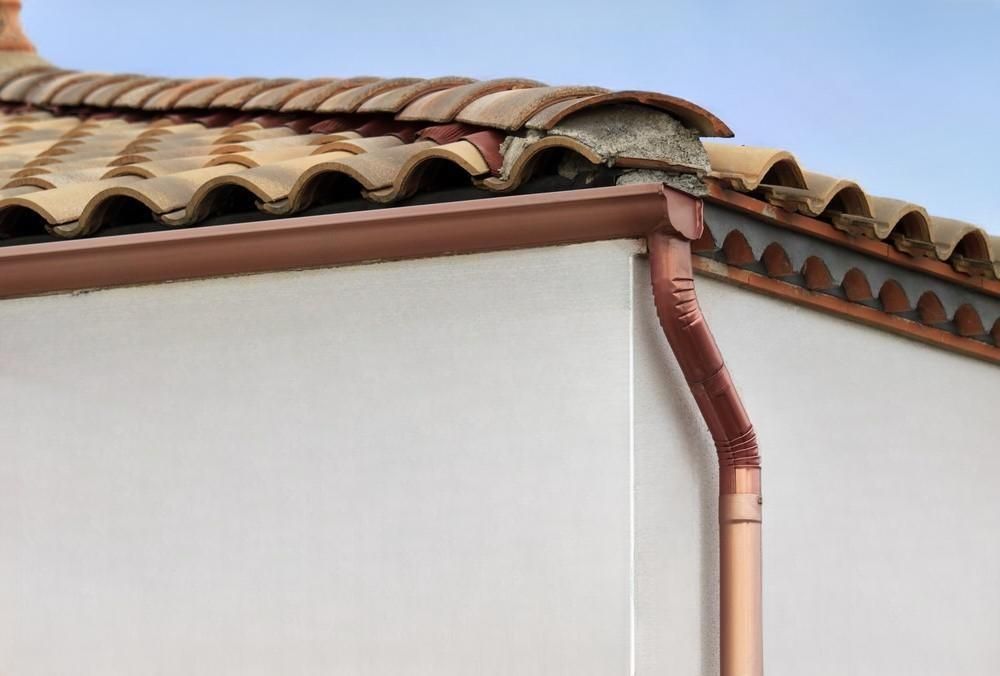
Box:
<box><xmin>1</xmin><ymin>240</ymin><xmax>997</xmax><ymax>675</ymax></box>
<box><xmin>632</xmin><ymin>259</ymin><xmax>1000</xmax><ymax>676</ymax></box>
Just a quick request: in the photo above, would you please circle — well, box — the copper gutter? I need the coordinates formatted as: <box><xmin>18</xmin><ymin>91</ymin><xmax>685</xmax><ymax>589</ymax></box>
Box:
<box><xmin>0</xmin><ymin>183</ymin><xmax>670</xmax><ymax>300</ymax></box>
<box><xmin>648</xmin><ymin>192</ymin><xmax>763</xmax><ymax>676</ymax></box>
<box><xmin>2</xmin><ymin>182</ymin><xmax>996</xmax><ymax>360</ymax></box>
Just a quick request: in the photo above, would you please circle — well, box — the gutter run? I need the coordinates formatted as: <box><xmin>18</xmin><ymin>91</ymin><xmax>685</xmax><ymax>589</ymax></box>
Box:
<box><xmin>0</xmin><ymin>184</ymin><xmax>669</xmax><ymax>299</ymax></box>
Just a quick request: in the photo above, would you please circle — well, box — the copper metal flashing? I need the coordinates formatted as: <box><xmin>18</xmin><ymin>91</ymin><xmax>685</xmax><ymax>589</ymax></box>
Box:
<box><xmin>0</xmin><ymin>183</ymin><xmax>673</xmax><ymax>299</ymax></box>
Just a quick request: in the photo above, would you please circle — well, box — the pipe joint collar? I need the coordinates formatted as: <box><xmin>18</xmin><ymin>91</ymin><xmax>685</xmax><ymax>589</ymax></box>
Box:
<box><xmin>719</xmin><ymin>493</ymin><xmax>762</xmax><ymax>525</ymax></box>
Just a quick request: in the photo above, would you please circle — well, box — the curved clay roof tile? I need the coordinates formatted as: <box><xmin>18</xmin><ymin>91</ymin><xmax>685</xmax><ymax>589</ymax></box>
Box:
<box><xmin>50</xmin><ymin>74</ymin><xmax>136</xmax><ymax>107</ymax></box>
<box><xmin>144</xmin><ymin>79</ymin><xmax>223</xmax><ymax>110</ymax></box>
<box><xmin>0</xmin><ymin>68</ymin><xmax>65</xmax><ymax>101</ymax></box>
<box><xmin>928</xmin><ymin>216</ymin><xmax>985</xmax><ymax>260</ymax></box>
<box><xmin>112</xmin><ymin>78</ymin><xmax>181</xmax><ymax>108</ymax></box>
<box><xmin>0</xmin><ymin>65</ymin><xmax>52</xmax><ymax>90</ymax></box>
<box><xmin>0</xmin><ymin>175</ymin><xmax>140</xmax><ymax>227</ymax></box>
<box><xmin>455</xmin><ymin>86</ymin><xmax>607</xmax><ymax>131</ymax></box>
<box><xmin>357</xmin><ymin>77</ymin><xmax>475</xmax><ymax>114</ymax></box>
<box><xmin>396</xmin><ymin>78</ymin><xmax>544</xmax><ymax>123</ymax></box>
<box><xmin>315</xmin><ymin>78</ymin><xmax>423</xmax><ymax>114</ymax></box>
<box><xmin>83</xmin><ymin>76</ymin><xmax>159</xmax><ymax>108</ymax></box>
<box><xmin>477</xmin><ymin>136</ymin><xmax>604</xmax><ymax>193</ymax></box>
<box><xmin>279</xmin><ymin>77</ymin><xmax>380</xmax><ymax>112</ymax></box>
<box><xmin>525</xmin><ymin>90</ymin><xmax>734</xmax><ymax>138</ymax></box>
<box><xmin>368</xmin><ymin>139</ymin><xmax>491</xmax><ymax>203</ymax></box>
<box><xmin>867</xmin><ymin>196</ymin><xmax>932</xmax><ymax>240</ymax></box>
<box><xmin>704</xmin><ymin>144</ymin><xmax>806</xmax><ymax>191</ymax></box>
<box><xmin>801</xmin><ymin>171</ymin><xmax>872</xmax><ymax>218</ymax></box>
<box><xmin>25</xmin><ymin>71</ymin><xmax>92</xmax><ymax>105</ymax></box>
<box><xmin>209</xmin><ymin>79</ymin><xmax>297</xmax><ymax>109</ymax></box>
<box><xmin>241</xmin><ymin>78</ymin><xmax>336</xmax><ymax>110</ymax></box>
<box><xmin>170</xmin><ymin>78</ymin><xmax>258</xmax><ymax>109</ymax></box>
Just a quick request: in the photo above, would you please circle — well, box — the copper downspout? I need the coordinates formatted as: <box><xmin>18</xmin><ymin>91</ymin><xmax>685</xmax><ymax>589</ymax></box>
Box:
<box><xmin>649</xmin><ymin>191</ymin><xmax>763</xmax><ymax>676</ymax></box>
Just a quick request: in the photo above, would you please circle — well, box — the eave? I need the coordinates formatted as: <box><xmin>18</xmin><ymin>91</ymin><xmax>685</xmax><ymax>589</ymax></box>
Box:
<box><xmin>0</xmin><ymin>182</ymin><xmax>996</xmax><ymax>365</ymax></box>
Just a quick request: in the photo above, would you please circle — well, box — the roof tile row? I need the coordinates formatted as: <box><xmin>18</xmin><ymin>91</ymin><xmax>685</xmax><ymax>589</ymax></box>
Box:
<box><xmin>696</xmin><ymin>225</ymin><xmax>1000</xmax><ymax>348</ymax></box>
<box><xmin>0</xmin><ymin>63</ymin><xmax>995</xmax><ymax>291</ymax></box>
<box><xmin>0</xmin><ymin>68</ymin><xmax>733</xmax><ymax>137</ymax></box>
<box><xmin>705</xmin><ymin>144</ymin><xmax>1000</xmax><ymax>280</ymax></box>
<box><xmin>0</xmin><ymin>109</ymin><xmax>623</xmax><ymax>239</ymax></box>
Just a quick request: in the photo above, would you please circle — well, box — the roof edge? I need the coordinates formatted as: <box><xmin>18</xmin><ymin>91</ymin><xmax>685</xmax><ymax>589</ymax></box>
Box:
<box><xmin>693</xmin><ymin>256</ymin><xmax>999</xmax><ymax>365</ymax></box>
<box><xmin>706</xmin><ymin>180</ymin><xmax>1000</xmax><ymax>297</ymax></box>
<box><xmin>0</xmin><ymin>182</ymin><xmax>671</xmax><ymax>299</ymax></box>
<box><xmin>1</xmin><ymin>181</ymin><xmax>994</xmax><ymax>363</ymax></box>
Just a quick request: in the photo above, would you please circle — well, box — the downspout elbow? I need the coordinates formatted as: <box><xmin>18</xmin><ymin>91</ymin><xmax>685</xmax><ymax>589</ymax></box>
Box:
<box><xmin>647</xmin><ymin>187</ymin><xmax>762</xmax><ymax>676</ymax></box>
<box><xmin>647</xmin><ymin>230</ymin><xmax>761</xmax><ymax>493</ymax></box>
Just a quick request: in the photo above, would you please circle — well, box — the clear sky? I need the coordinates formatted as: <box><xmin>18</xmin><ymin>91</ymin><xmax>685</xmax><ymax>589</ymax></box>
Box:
<box><xmin>23</xmin><ymin>1</ymin><xmax>1000</xmax><ymax>232</ymax></box>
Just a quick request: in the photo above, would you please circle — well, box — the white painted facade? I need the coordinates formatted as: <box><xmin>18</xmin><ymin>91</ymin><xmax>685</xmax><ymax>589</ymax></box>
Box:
<box><xmin>1</xmin><ymin>241</ymin><xmax>997</xmax><ymax>675</ymax></box>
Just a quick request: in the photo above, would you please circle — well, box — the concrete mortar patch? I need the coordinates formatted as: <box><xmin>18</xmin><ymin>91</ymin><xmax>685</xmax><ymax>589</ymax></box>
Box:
<box><xmin>498</xmin><ymin>105</ymin><xmax>710</xmax><ymax>182</ymax></box>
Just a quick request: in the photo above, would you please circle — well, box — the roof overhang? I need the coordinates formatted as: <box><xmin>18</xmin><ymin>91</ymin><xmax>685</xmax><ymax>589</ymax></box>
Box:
<box><xmin>0</xmin><ymin>183</ymin><xmax>678</xmax><ymax>299</ymax></box>
<box><xmin>1</xmin><ymin>182</ymin><xmax>996</xmax><ymax>364</ymax></box>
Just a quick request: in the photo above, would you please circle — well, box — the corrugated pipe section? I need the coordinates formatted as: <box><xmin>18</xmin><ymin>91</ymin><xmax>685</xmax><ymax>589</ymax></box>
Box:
<box><xmin>648</xmin><ymin>190</ymin><xmax>763</xmax><ymax>676</ymax></box>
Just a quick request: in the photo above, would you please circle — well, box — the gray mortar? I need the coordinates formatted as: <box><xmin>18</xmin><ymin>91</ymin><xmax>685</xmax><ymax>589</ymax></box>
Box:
<box><xmin>549</xmin><ymin>104</ymin><xmax>709</xmax><ymax>172</ymax></box>
<box><xmin>498</xmin><ymin>130</ymin><xmax>545</xmax><ymax>181</ymax></box>
<box><xmin>498</xmin><ymin>103</ymin><xmax>711</xmax><ymax>189</ymax></box>
<box><xmin>616</xmin><ymin>169</ymin><xmax>708</xmax><ymax>197</ymax></box>
<box><xmin>557</xmin><ymin>152</ymin><xmax>602</xmax><ymax>181</ymax></box>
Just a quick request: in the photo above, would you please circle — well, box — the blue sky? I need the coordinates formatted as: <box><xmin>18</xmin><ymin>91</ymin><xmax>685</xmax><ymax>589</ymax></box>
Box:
<box><xmin>24</xmin><ymin>1</ymin><xmax>1000</xmax><ymax>232</ymax></box>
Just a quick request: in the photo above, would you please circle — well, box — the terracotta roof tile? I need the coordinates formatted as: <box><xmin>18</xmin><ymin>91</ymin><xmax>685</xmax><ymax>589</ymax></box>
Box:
<box><xmin>368</xmin><ymin>139</ymin><xmax>491</xmax><ymax>203</ymax></box>
<box><xmin>525</xmin><ymin>90</ymin><xmax>734</xmax><ymax>137</ymax></box>
<box><xmin>0</xmin><ymin>65</ymin><xmax>49</xmax><ymax>90</ymax></box>
<box><xmin>0</xmin><ymin>69</ymin><xmax>854</xmax><ymax>263</ymax></box>
<box><xmin>142</xmin><ymin>79</ymin><xmax>224</xmax><ymax>110</ymax></box>
<box><xmin>867</xmin><ymin>197</ymin><xmax>930</xmax><ymax>240</ymax></box>
<box><xmin>479</xmin><ymin>135</ymin><xmax>604</xmax><ymax>192</ymax></box>
<box><xmin>24</xmin><ymin>71</ymin><xmax>92</xmax><ymax>105</ymax></box>
<box><xmin>82</xmin><ymin>75</ymin><xmax>158</xmax><ymax>107</ymax></box>
<box><xmin>316</xmin><ymin>78</ymin><xmax>423</xmax><ymax>113</ymax></box>
<box><xmin>455</xmin><ymin>86</ymin><xmax>607</xmax><ymax>130</ymax></box>
<box><xmin>705</xmin><ymin>144</ymin><xmax>1000</xmax><ymax>279</ymax></box>
<box><xmin>207</xmin><ymin>144</ymin><xmax>316</xmax><ymax>168</ymax></box>
<box><xmin>928</xmin><ymin>216</ymin><xmax>992</xmax><ymax>261</ymax></box>
<box><xmin>397</xmin><ymin>78</ymin><xmax>545</xmax><ymax>122</ymax></box>
<box><xmin>241</xmin><ymin>78</ymin><xmax>335</xmax><ymax>110</ymax></box>
<box><xmin>0</xmin><ymin>68</ymin><xmax>66</xmax><ymax>101</ymax></box>
<box><xmin>280</xmin><ymin>77</ymin><xmax>379</xmax><ymax>112</ymax></box>
<box><xmin>209</xmin><ymin>78</ymin><xmax>297</xmax><ymax>109</ymax></box>
<box><xmin>0</xmin><ymin>175</ymin><xmax>139</xmax><ymax>227</ymax></box>
<box><xmin>357</xmin><ymin>77</ymin><xmax>475</xmax><ymax>113</ymax></box>
<box><xmin>5</xmin><ymin>164</ymin><xmax>110</xmax><ymax>189</ymax></box>
<box><xmin>112</xmin><ymin>78</ymin><xmax>182</xmax><ymax>108</ymax></box>
<box><xmin>50</xmin><ymin>73</ymin><xmax>134</xmax><ymax>106</ymax></box>
<box><xmin>105</xmin><ymin>156</ymin><xmax>213</xmax><ymax>178</ymax></box>
<box><xmin>704</xmin><ymin>144</ymin><xmax>807</xmax><ymax>191</ymax></box>
<box><xmin>167</xmin><ymin>77</ymin><xmax>255</xmax><ymax>109</ymax></box>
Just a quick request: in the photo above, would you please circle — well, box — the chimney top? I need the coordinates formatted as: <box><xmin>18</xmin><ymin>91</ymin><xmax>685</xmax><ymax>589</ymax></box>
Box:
<box><xmin>0</xmin><ymin>1</ymin><xmax>46</xmax><ymax>70</ymax></box>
